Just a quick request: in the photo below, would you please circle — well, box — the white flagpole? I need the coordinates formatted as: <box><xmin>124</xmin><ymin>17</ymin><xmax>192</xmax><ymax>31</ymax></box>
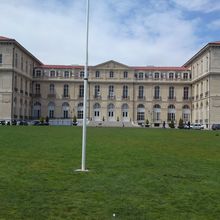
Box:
<box><xmin>81</xmin><ymin>0</ymin><xmax>90</xmax><ymax>171</ymax></box>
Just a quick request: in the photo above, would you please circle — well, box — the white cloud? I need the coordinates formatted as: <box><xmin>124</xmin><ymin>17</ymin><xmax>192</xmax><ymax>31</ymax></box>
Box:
<box><xmin>171</xmin><ymin>0</ymin><xmax>220</xmax><ymax>12</ymax></box>
<box><xmin>0</xmin><ymin>0</ymin><xmax>203</xmax><ymax>66</ymax></box>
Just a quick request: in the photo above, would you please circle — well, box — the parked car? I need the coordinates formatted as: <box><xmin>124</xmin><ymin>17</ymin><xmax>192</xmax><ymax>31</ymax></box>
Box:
<box><xmin>17</xmin><ymin>120</ymin><xmax>28</xmax><ymax>126</ymax></box>
<box><xmin>190</xmin><ymin>123</ymin><xmax>205</xmax><ymax>130</ymax></box>
<box><xmin>11</xmin><ymin>120</ymin><xmax>17</xmax><ymax>125</ymax></box>
<box><xmin>212</xmin><ymin>124</ymin><xmax>220</xmax><ymax>130</ymax></box>
<box><xmin>0</xmin><ymin>120</ymin><xmax>6</xmax><ymax>125</ymax></box>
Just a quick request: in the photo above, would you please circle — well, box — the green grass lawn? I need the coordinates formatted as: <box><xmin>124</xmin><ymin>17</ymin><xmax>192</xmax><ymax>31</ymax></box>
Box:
<box><xmin>0</xmin><ymin>127</ymin><xmax>219</xmax><ymax>220</ymax></box>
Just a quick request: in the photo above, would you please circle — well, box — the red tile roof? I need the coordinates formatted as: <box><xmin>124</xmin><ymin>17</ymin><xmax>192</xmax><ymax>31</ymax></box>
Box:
<box><xmin>210</xmin><ymin>41</ymin><xmax>220</xmax><ymax>45</ymax></box>
<box><xmin>38</xmin><ymin>65</ymin><xmax>84</xmax><ymax>69</ymax></box>
<box><xmin>132</xmin><ymin>66</ymin><xmax>189</xmax><ymax>71</ymax></box>
<box><xmin>0</xmin><ymin>36</ymin><xmax>14</xmax><ymax>41</ymax></box>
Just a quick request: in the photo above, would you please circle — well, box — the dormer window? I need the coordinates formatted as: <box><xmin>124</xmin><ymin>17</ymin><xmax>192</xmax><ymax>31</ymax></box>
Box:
<box><xmin>183</xmin><ymin>72</ymin><xmax>188</xmax><ymax>79</ymax></box>
<box><xmin>154</xmin><ymin>72</ymin><xmax>160</xmax><ymax>79</ymax></box>
<box><xmin>169</xmin><ymin>72</ymin><xmax>174</xmax><ymax>79</ymax></box>
<box><xmin>50</xmin><ymin>70</ymin><xmax>55</xmax><ymax>77</ymax></box>
<box><xmin>64</xmin><ymin>71</ymin><xmax>69</xmax><ymax>78</ymax></box>
<box><xmin>138</xmin><ymin>72</ymin><xmax>144</xmax><ymax>79</ymax></box>
<box><xmin>36</xmin><ymin>70</ymin><xmax>41</xmax><ymax>77</ymax></box>
<box><xmin>109</xmin><ymin>71</ymin><xmax>114</xmax><ymax>78</ymax></box>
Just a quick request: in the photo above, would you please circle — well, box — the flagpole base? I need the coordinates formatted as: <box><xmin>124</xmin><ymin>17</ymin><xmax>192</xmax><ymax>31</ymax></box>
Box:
<box><xmin>75</xmin><ymin>169</ymin><xmax>89</xmax><ymax>172</ymax></box>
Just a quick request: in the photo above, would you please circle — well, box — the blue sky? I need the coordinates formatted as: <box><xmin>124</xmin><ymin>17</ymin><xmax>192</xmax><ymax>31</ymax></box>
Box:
<box><xmin>1</xmin><ymin>0</ymin><xmax>220</xmax><ymax>66</ymax></box>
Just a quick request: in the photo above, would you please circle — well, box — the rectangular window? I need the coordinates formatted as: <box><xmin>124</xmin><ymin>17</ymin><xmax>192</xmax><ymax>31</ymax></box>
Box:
<box><xmin>183</xmin><ymin>87</ymin><xmax>189</xmax><ymax>100</ymax></box>
<box><xmin>15</xmin><ymin>53</ymin><xmax>18</xmax><ymax>67</ymax></box>
<box><xmin>63</xmin><ymin>110</ymin><xmax>68</xmax><ymax>118</ymax></box>
<box><xmin>79</xmin><ymin>85</ymin><xmax>84</xmax><ymax>97</ymax></box>
<box><xmin>21</xmin><ymin>56</ymin><xmax>23</xmax><ymax>70</ymax></box>
<box><xmin>109</xmin><ymin>71</ymin><xmax>114</xmax><ymax>78</ymax></box>
<box><xmin>94</xmin><ymin>85</ymin><xmax>100</xmax><ymax>97</ymax></box>
<box><xmin>137</xmin><ymin>112</ymin><xmax>145</xmax><ymax>121</ymax></box>
<box><xmin>35</xmin><ymin>70</ymin><xmax>41</xmax><ymax>77</ymax></box>
<box><xmin>35</xmin><ymin>84</ymin><xmax>40</xmax><ymax>94</ymax></box>
<box><xmin>77</xmin><ymin>110</ymin><xmax>83</xmax><ymax>119</ymax></box>
<box><xmin>123</xmin><ymin>85</ymin><xmax>128</xmax><ymax>98</ymax></box>
<box><xmin>95</xmin><ymin>71</ymin><xmax>100</xmax><ymax>78</ymax></box>
<box><xmin>25</xmin><ymin>61</ymin><xmax>28</xmax><ymax>73</ymax></box>
<box><xmin>124</xmin><ymin>71</ymin><xmax>128</xmax><ymax>78</ymax></box>
<box><xmin>168</xmin><ymin>113</ymin><xmax>175</xmax><ymax>121</ymax></box>
<box><xmin>138</xmin><ymin>86</ymin><xmax>144</xmax><ymax>98</ymax></box>
<box><xmin>0</xmin><ymin>54</ymin><xmax>2</xmax><ymax>64</ymax></box>
<box><xmin>49</xmin><ymin>110</ymin><xmax>54</xmax><ymax>118</ymax></box>
<box><xmin>109</xmin><ymin>85</ymin><xmax>114</xmax><ymax>97</ymax></box>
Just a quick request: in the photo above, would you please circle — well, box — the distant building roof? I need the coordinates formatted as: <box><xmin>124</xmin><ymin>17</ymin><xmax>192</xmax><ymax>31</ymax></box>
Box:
<box><xmin>38</xmin><ymin>65</ymin><xmax>84</xmax><ymax>69</ymax></box>
<box><xmin>132</xmin><ymin>66</ymin><xmax>189</xmax><ymax>71</ymax></box>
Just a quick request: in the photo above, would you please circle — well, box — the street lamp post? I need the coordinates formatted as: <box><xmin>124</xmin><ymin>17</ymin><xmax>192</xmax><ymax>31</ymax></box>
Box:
<box><xmin>76</xmin><ymin>0</ymin><xmax>90</xmax><ymax>172</ymax></box>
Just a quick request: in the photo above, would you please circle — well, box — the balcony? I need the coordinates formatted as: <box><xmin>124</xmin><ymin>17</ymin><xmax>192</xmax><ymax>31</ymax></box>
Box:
<box><xmin>94</xmin><ymin>95</ymin><xmax>102</xmax><ymax>100</ymax></box>
<box><xmin>168</xmin><ymin>96</ymin><xmax>176</xmax><ymax>101</ymax></box>
<box><xmin>62</xmin><ymin>94</ymin><xmax>70</xmax><ymax>99</ymax></box>
<box><xmin>137</xmin><ymin>96</ymin><xmax>146</xmax><ymax>101</ymax></box>
<box><xmin>48</xmin><ymin>93</ymin><xmax>56</xmax><ymax>98</ymax></box>
<box><xmin>183</xmin><ymin>96</ymin><xmax>190</xmax><ymax>101</ymax></box>
<box><xmin>108</xmin><ymin>95</ymin><xmax>116</xmax><ymax>100</ymax></box>
<box><xmin>121</xmin><ymin>96</ymin><xmax>130</xmax><ymax>100</ymax></box>
<box><xmin>153</xmin><ymin>96</ymin><xmax>162</xmax><ymax>101</ymax></box>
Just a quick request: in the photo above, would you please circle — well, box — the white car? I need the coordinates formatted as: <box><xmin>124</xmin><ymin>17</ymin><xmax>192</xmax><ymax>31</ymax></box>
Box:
<box><xmin>190</xmin><ymin>123</ymin><xmax>205</xmax><ymax>130</ymax></box>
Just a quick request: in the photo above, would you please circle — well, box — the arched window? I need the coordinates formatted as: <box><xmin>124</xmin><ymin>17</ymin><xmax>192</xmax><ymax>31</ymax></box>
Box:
<box><xmin>168</xmin><ymin>105</ymin><xmax>176</xmax><ymax>121</ymax></box>
<box><xmin>137</xmin><ymin>104</ymin><xmax>145</xmax><ymax>121</ymax></box>
<box><xmin>77</xmin><ymin>102</ymin><xmax>83</xmax><ymax>119</ymax></box>
<box><xmin>107</xmin><ymin>103</ymin><xmax>115</xmax><ymax>121</ymax></box>
<box><xmin>48</xmin><ymin>102</ymin><xmax>55</xmax><ymax>118</ymax></box>
<box><xmin>62</xmin><ymin>102</ymin><xmax>69</xmax><ymax>118</ymax></box>
<box><xmin>183</xmin><ymin>105</ymin><xmax>190</xmax><ymax>122</ymax></box>
<box><xmin>94</xmin><ymin>103</ymin><xmax>101</xmax><ymax>120</ymax></box>
<box><xmin>33</xmin><ymin>102</ymin><xmax>41</xmax><ymax>119</ymax></box>
<box><xmin>122</xmin><ymin>103</ymin><xmax>129</xmax><ymax>120</ymax></box>
<box><xmin>153</xmin><ymin>104</ymin><xmax>161</xmax><ymax>121</ymax></box>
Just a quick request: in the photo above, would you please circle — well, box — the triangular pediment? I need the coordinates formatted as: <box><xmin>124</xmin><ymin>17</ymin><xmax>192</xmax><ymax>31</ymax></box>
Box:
<box><xmin>93</xmin><ymin>60</ymin><xmax>129</xmax><ymax>69</ymax></box>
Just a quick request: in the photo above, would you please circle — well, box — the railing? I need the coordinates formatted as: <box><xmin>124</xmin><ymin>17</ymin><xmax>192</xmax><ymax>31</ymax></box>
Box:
<box><xmin>168</xmin><ymin>96</ymin><xmax>176</xmax><ymax>101</ymax></box>
<box><xmin>108</xmin><ymin>95</ymin><xmax>116</xmax><ymax>100</ymax></box>
<box><xmin>137</xmin><ymin>96</ymin><xmax>146</xmax><ymax>100</ymax></box>
<box><xmin>153</xmin><ymin>96</ymin><xmax>162</xmax><ymax>100</ymax></box>
<box><xmin>48</xmin><ymin>94</ymin><xmax>56</xmax><ymax>98</ymax></box>
<box><xmin>121</xmin><ymin>96</ymin><xmax>130</xmax><ymax>100</ymax></box>
<box><xmin>94</xmin><ymin>95</ymin><xmax>102</xmax><ymax>100</ymax></box>
<box><xmin>62</xmin><ymin>94</ymin><xmax>70</xmax><ymax>99</ymax></box>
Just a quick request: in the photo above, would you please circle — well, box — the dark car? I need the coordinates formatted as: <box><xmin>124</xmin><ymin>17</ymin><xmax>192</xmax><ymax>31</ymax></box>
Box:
<box><xmin>0</xmin><ymin>120</ymin><xmax>6</xmax><ymax>125</ymax></box>
<box><xmin>212</xmin><ymin>124</ymin><xmax>220</xmax><ymax>130</ymax></box>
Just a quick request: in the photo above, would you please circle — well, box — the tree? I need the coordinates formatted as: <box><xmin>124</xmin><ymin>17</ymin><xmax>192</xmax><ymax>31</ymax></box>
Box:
<box><xmin>169</xmin><ymin>120</ymin><xmax>175</xmax><ymax>128</ymax></box>
<box><xmin>178</xmin><ymin>118</ymin><xmax>184</xmax><ymax>129</ymax></box>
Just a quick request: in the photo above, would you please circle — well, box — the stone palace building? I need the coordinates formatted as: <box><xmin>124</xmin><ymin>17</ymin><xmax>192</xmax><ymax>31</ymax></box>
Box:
<box><xmin>1</xmin><ymin>36</ymin><xmax>220</xmax><ymax>128</ymax></box>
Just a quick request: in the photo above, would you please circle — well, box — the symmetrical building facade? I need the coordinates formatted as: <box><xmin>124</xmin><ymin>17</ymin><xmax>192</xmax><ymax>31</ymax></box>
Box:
<box><xmin>1</xmin><ymin>36</ymin><xmax>220</xmax><ymax>128</ymax></box>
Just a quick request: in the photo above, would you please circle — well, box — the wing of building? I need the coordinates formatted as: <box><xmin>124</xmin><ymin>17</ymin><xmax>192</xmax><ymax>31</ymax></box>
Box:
<box><xmin>0</xmin><ymin>36</ymin><xmax>220</xmax><ymax>128</ymax></box>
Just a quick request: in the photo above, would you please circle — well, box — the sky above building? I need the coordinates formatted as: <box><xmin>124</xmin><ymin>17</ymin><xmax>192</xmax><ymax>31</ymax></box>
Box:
<box><xmin>1</xmin><ymin>0</ymin><xmax>220</xmax><ymax>66</ymax></box>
